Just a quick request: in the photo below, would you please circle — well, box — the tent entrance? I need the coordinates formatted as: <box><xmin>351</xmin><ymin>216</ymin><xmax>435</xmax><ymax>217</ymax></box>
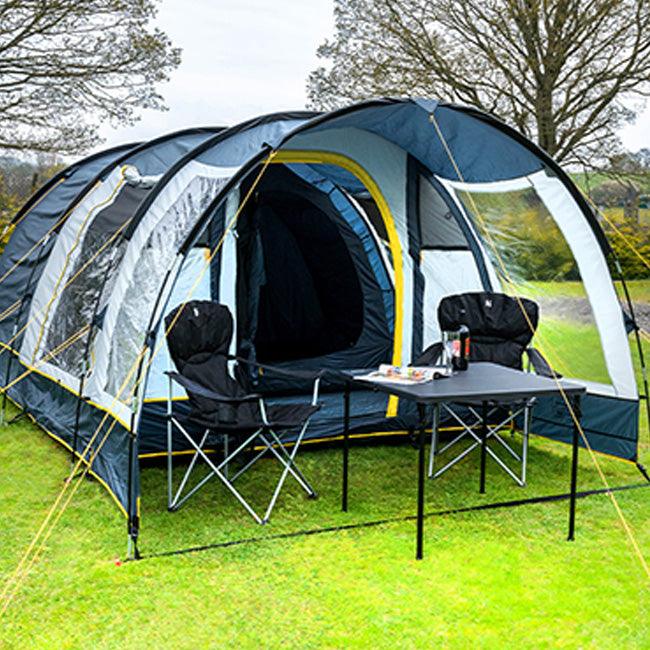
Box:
<box><xmin>237</xmin><ymin>165</ymin><xmax>365</xmax><ymax>363</ymax></box>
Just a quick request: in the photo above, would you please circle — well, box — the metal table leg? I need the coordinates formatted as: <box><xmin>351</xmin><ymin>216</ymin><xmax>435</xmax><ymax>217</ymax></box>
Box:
<box><xmin>416</xmin><ymin>403</ymin><xmax>426</xmax><ymax>560</ymax></box>
<box><xmin>342</xmin><ymin>381</ymin><xmax>350</xmax><ymax>512</ymax></box>
<box><xmin>568</xmin><ymin>395</ymin><xmax>581</xmax><ymax>541</ymax></box>
<box><xmin>480</xmin><ymin>400</ymin><xmax>488</xmax><ymax>494</ymax></box>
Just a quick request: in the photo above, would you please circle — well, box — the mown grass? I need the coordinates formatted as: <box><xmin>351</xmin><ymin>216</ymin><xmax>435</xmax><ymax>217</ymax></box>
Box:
<box><xmin>0</xmin><ymin>395</ymin><xmax>649</xmax><ymax>647</ymax></box>
<box><xmin>529</xmin><ymin>279</ymin><xmax>650</xmax><ymax>304</ymax></box>
<box><xmin>1</xmin><ymin>281</ymin><xmax>650</xmax><ymax>647</ymax></box>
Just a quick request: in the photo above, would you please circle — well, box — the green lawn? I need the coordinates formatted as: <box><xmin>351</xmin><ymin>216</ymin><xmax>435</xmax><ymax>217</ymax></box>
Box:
<box><xmin>0</xmin><ymin>397</ymin><xmax>649</xmax><ymax>647</ymax></box>
<box><xmin>528</xmin><ymin>279</ymin><xmax>650</xmax><ymax>304</ymax></box>
<box><xmin>2</xmin><ymin>283</ymin><xmax>650</xmax><ymax>647</ymax></box>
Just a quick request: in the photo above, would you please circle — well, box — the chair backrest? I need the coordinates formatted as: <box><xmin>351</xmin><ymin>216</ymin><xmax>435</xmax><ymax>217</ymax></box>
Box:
<box><xmin>437</xmin><ymin>292</ymin><xmax>538</xmax><ymax>370</ymax></box>
<box><xmin>165</xmin><ymin>300</ymin><xmax>248</xmax><ymax>420</ymax></box>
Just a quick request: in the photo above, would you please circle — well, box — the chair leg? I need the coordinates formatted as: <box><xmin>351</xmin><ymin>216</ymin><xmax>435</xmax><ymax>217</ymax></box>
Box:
<box><xmin>223</xmin><ymin>434</ymin><xmax>229</xmax><ymax>479</ymax></box>
<box><xmin>263</xmin><ymin>428</ymin><xmax>316</xmax><ymax>497</ymax></box>
<box><xmin>262</xmin><ymin>418</ymin><xmax>312</xmax><ymax>524</ymax></box>
<box><xmin>170</xmin><ymin>429</ymin><xmax>210</xmax><ymax>509</ymax></box>
<box><xmin>171</xmin><ymin>420</ymin><xmax>263</xmax><ymax>523</ymax></box>
<box><xmin>167</xmin><ymin>415</ymin><xmax>173</xmax><ymax>510</ymax></box>
<box><xmin>521</xmin><ymin>404</ymin><xmax>531</xmax><ymax>486</ymax></box>
<box><xmin>428</xmin><ymin>403</ymin><xmax>439</xmax><ymax>478</ymax></box>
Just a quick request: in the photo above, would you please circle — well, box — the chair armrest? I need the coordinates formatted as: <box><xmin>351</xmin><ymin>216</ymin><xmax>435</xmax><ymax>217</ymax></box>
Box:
<box><xmin>164</xmin><ymin>371</ymin><xmax>261</xmax><ymax>403</ymax></box>
<box><xmin>227</xmin><ymin>354</ymin><xmax>326</xmax><ymax>381</ymax></box>
<box><xmin>228</xmin><ymin>356</ymin><xmax>323</xmax><ymax>406</ymax></box>
<box><xmin>414</xmin><ymin>341</ymin><xmax>443</xmax><ymax>366</ymax></box>
<box><xmin>525</xmin><ymin>348</ymin><xmax>562</xmax><ymax>379</ymax></box>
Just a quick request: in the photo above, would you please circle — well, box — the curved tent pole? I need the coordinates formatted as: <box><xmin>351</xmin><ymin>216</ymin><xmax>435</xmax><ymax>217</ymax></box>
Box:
<box><xmin>1</xmin><ymin>127</ymin><xmax>221</xmax><ymax>295</ymax></box>
<box><xmin>6</xmin><ymin>142</ymin><xmax>141</xmax><ymax>230</ymax></box>
<box><xmin>130</xmin><ymin>111</ymin><xmax>318</xmax><ymax>229</ymax></box>
<box><xmin>124</xmin><ymin>149</ymin><xmax>275</xmax><ymax>554</ymax></box>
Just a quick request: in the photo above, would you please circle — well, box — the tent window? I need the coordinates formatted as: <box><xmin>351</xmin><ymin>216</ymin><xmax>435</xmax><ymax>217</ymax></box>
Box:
<box><xmin>419</xmin><ymin>176</ymin><xmax>468</xmax><ymax>250</ymax></box>
<box><xmin>105</xmin><ymin>175</ymin><xmax>226</xmax><ymax>402</ymax></box>
<box><xmin>38</xmin><ymin>183</ymin><xmax>148</xmax><ymax>375</ymax></box>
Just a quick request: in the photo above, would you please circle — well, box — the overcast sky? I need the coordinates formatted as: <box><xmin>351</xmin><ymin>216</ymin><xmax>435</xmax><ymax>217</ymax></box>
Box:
<box><xmin>99</xmin><ymin>0</ymin><xmax>649</xmax><ymax>153</ymax></box>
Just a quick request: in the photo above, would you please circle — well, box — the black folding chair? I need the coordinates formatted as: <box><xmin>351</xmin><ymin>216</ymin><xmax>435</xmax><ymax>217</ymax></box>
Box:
<box><xmin>418</xmin><ymin>292</ymin><xmax>557</xmax><ymax>486</ymax></box>
<box><xmin>164</xmin><ymin>300</ymin><xmax>321</xmax><ymax>524</ymax></box>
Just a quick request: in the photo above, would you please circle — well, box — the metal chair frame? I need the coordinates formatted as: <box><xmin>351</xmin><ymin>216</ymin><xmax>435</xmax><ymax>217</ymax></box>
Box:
<box><xmin>428</xmin><ymin>397</ymin><xmax>534</xmax><ymax>487</ymax></box>
<box><xmin>166</xmin><ymin>374</ymin><xmax>320</xmax><ymax>524</ymax></box>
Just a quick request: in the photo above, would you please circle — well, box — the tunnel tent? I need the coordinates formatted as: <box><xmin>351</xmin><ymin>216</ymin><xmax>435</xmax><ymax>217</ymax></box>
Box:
<box><xmin>0</xmin><ymin>98</ymin><xmax>644</xmax><ymax>550</ymax></box>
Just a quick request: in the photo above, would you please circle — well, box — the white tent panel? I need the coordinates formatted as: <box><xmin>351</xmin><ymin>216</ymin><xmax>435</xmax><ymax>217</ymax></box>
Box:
<box><xmin>531</xmin><ymin>172</ymin><xmax>637</xmax><ymax>399</ymax></box>
<box><xmin>19</xmin><ymin>166</ymin><xmax>125</xmax><ymax>388</ymax></box>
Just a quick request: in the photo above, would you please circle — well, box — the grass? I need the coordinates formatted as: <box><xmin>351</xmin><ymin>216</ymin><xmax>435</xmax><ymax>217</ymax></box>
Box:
<box><xmin>528</xmin><ymin>279</ymin><xmax>650</xmax><ymax>304</ymax></box>
<box><xmin>1</xmin><ymin>285</ymin><xmax>650</xmax><ymax>647</ymax></box>
<box><xmin>0</xmin><ymin>400</ymin><xmax>649</xmax><ymax>647</ymax></box>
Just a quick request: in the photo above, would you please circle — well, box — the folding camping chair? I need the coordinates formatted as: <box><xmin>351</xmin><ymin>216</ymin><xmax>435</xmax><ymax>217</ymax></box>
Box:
<box><xmin>419</xmin><ymin>292</ymin><xmax>557</xmax><ymax>486</ymax></box>
<box><xmin>164</xmin><ymin>300</ymin><xmax>321</xmax><ymax>524</ymax></box>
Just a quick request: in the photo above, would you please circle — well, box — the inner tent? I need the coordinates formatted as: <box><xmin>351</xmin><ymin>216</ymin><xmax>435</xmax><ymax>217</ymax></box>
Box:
<box><xmin>235</xmin><ymin>163</ymin><xmax>392</xmax><ymax>367</ymax></box>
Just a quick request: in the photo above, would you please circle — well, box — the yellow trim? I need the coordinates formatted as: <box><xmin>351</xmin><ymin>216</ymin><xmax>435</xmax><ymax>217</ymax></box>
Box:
<box><xmin>145</xmin><ymin>395</ymin><xmax>188</xmax><ymax>403</ymax></box>
<box><xmin>2</xmin><ymin>393</ymin><xmax>128</xmax><ymax>517</ymax></box>
<box><xmin>272</xmin><ymin>150</ymin><xmax>403</xmax><ymax>417</ymax></box>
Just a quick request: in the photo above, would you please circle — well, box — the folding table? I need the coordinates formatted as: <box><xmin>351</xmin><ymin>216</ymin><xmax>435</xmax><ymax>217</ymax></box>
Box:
<box><xmin>339</xmin><ymin>362</ymin><xmax>586</xmax><ymax>559</ymax></box>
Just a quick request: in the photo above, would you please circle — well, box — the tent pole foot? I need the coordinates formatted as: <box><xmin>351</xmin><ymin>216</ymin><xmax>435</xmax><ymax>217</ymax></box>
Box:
<box><xmin>636</xmin><ymin>463</ymin><xmax>650</xmax><ymax>483</ymax></box>
<box><xmin>126</xmin><ymin>536</ymin><xmax>141</xmax><ymax>561</ymax></box>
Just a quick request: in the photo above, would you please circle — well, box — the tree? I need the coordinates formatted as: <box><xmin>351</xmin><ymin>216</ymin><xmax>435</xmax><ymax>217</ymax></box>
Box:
<box><xmin>585</xmin><ymin>148</ymin><xmax>650</xmax><ymax>221</ymax></box>
<box><xmin>0</xmin><ymin>0</ymin><xmax>181</xmax><ymax>154</ymax></box>
<box><xmin>308</xmin><ymin>0</ymin><xmax>650</xmax><ymax>165</ymax></box>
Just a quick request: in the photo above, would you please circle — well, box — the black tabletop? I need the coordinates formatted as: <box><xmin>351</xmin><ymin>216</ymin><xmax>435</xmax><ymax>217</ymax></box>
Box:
<box><xmin>343</xmin><ymin>362</ymin><xmax>585</xmax><ymax>404</ymax></box>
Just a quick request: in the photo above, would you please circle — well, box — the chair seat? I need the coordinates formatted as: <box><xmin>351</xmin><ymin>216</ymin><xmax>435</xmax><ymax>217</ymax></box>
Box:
<box><xmin>182</xmin><ymin>402</ymin><xmax>321</xmax><ymax>433</ymax></box>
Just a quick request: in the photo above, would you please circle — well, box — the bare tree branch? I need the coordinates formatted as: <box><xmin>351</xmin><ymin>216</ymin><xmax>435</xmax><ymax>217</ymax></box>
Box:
<box><xmin>0</xmin><ymin>0</ymin><xmax>181</xmax><ymax>154</ymax></box>
<box><xmin>307</xmin><ymin>0</ymin><xmax>650</xmax><ymax>165</ymax></box>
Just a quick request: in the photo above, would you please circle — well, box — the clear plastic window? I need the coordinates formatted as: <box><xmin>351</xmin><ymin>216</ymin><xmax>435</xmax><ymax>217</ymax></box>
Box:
<box><xmin>455</xmin><ymin>186</ymin><xmax>611</xmax><ymax>385</ymax></box>
<box><xmin>104</xmin><ymin>175</ymin><xmax>227</xmax><ymax>403</ymax></box>
<box><xmin>38</xmin><ymin>183</ymin><xmax>148</xmax><ymax>376</ymax></box>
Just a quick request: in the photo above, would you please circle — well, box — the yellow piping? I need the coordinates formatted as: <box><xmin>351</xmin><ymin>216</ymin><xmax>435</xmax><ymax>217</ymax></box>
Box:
<box><xmin>272</xmin><ymin>150</ymin><xmax>403</xmax><ymax>417</ymax></box>
<box><xmin>0</xmin><ymin>340</ymin><xmax>132</xmax><ymax>430</ymax></box>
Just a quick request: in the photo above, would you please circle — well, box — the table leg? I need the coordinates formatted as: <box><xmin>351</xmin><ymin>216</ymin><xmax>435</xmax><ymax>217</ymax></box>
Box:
<box><xmin>416</xmin><ymin>404</ymin><xmax>426</xmax><ymax>560</ymax></box>
<box><xmin>342</xmin><ymin>381</ymin><xmax>350</xmax><ymax>513</ymax></box>
<box><xmin>568</xmin><ymin>394</ymin><xmax>581</xmax><ymax>541</ymax></box>
<box><xmin>480</xmin><ymin>400</ymin><xmax>488</xmax><ymax>494</ymax></box>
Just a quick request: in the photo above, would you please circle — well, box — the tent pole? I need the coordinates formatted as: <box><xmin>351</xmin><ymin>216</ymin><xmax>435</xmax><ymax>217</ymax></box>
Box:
<box><xmin>1</xmin><ymin>234</ymin><xmax>51</xmax><ymax>426</ymax></box>
<box><xmin>612</xmin><ymin>256</ymin><xmax>650</xmax><ymax>446</ymax></box>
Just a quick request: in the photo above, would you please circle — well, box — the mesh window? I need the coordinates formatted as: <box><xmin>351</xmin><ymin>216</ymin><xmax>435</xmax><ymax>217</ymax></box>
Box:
<box><xmin>105</xmin><ymin>175</ymin><xmax>228</xmax><ymax>404</ymax></box>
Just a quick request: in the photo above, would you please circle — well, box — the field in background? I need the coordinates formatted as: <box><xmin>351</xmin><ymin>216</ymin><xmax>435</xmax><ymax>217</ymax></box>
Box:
<box><xmin>0</xmin><ymin>280</ymin><xmax>649</xmax><ymax>647</ymax></box>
